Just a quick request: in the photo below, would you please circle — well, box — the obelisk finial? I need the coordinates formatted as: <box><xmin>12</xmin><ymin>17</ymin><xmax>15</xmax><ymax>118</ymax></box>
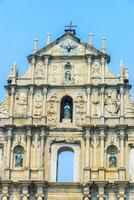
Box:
<box><xmin>89</xmin><ymin>33</ymin><xmax>93</xmax><ymax>47</ymax></box>
<box><xmin>101</xmin><ymin>36</ymin><xmax>106</xmax><ymax>53</ymax></box>
<box><xmin>33</xmin><ymin>37</ymin><xmax>38</xmax><ymax>53</ymax></box>
<box><xmin>46</xmin><ymin>33</ymin><xmax>51</xmax><ymax>45</ymax></box>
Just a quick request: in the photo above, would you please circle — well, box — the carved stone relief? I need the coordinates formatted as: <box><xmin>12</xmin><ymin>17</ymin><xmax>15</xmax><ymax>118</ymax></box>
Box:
<box><xmin>0</xmin><ymin>98</ymin><xmax>9</xmax><ymax>118</ymax></box>
<box><xmin>75</xmin><ymin>93</ymin><xmax>86</xmax><ymax>126</ymax></box>
<box><xmin>91</xmin><ymin>61</ymin><xmax>101</xmax><ymax>79</ymax></box>
<box><xmin>91</xmin><ymin>90</ymin><xmax>100</xmax><ymax>116</ymax></box>
<box><xmin>33</xmin><ymin>92</ymin><xmax>42</xmax><ymax>117</ymax></box>
<box><xmin>104</xmin><ymin>89</ymin><xmax>120</xmax><ymax>116</ymax></box>
<box><xmin>14</xmin><ymin>92</ymin><xmax>28</xmax><ymax>117</ymax></box>
<box><xmin>124</xmin><ymin>91</ymin><xmax>134</xmax><ymax>116</ymax></box>
<box><xmin>35</xmin><ymin>61</ymin><xmax>45</xmax><ymax>79</ymax></box>
<box><xmin>47</xmin><ymin>93</ymin><xmax>58</xmax><ymax>126</ymax></box>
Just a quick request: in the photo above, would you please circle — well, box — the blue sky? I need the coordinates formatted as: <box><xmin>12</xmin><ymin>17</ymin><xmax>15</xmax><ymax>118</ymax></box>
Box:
<box><xmin>0</xmin><ymin>0</ymin><xmax>134</xmax><ymax>100</ymax></box>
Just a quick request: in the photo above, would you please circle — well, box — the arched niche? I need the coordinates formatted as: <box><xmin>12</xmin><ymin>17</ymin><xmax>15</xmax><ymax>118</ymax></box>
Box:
<box><xmin>107</xmin><ymin>145</ymin><xmax>118</xmax><ymax>168</ymax></box>
<box><xmin>14</xmin><ymin>145</ymin><xmax>24</xmax><ymax>168</ymax></box>
<box><xmin>50</xmin><ymin>143</ymin><xmax>80</xmax><ymax>182</ymax></box>
<box><xmin>56</xmin><ymin>147</ymin><xmax>74</xmax><ymax>182</ymax></box>
<box><xmin>60</xmin><ymin>95</ymin><xmax>73</xmax><ymax>122</ymax></box>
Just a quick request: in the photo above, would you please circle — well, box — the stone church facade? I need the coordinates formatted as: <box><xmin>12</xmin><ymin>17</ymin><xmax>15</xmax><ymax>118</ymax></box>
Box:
<box><xmin>0</xmin><ymin>28</ymin><xmax>134</xmax><ymax>199</ymax></box>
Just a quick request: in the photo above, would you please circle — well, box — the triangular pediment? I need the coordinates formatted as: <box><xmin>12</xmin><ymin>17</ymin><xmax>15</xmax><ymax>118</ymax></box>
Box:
<box><xmin>32</xmin><ymin>32</ymin><xmax>104</xmax><ymax>57</ymax></box>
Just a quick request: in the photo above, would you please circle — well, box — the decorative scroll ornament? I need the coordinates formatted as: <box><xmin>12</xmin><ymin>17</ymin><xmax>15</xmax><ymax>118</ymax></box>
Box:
<box><xmin>105</xmin><ymin>89</ymin><xmax>120</xmax><ymax>116</ymax></box>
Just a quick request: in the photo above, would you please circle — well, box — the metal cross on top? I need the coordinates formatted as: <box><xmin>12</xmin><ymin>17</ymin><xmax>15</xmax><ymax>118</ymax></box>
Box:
<box><xmin>64</xmin><ymin>21</ymin><xmax>77</xmax><ymax>35</ymax></box>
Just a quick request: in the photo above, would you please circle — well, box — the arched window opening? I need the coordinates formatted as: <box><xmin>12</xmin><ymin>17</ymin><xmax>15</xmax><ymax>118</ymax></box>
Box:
<box><xmin>107</xmin><ymin>145</ymin><xmax>118</xmax><ymax>168</ymax></box>
<box><xmin>56</xmin><ymin>147</ymin><xmax>74</xmax><ymax>182</ymax></box>
<box><xmin>60</xmin><ymin>96</ymin><xmax>73</xmax><ymax>122</ymax></box>
<box><xmin>14</xmin><ymin>145</ymin><xmax>24</xmax><ymax>167</ymax></box>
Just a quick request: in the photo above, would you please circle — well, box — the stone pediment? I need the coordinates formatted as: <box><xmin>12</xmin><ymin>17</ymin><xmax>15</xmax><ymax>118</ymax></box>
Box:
<box><xmin>31</xmin><ymin>32</ymin><xmax>106</xmax><ymax>57</ymax></box>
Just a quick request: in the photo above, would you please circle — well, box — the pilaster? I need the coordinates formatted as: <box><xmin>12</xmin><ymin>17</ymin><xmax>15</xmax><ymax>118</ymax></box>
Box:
<box><xmin>28</xmin><ymin>86</ymin><xmax>34</xmax><ymax>124</ymax></box>
<box><xmin>99</xmin><ymin>128</ymin><xmax>105</xmax><ymax>180</ymax></box>
<box><xmin>100</xmin><ymin>87</ymin><xmax>105</xmax><ymax>124</ymax></box>
<box><xmin>87</xmin><ymin>57</ymin><xmax>91</xmax><ymax>84</ymax></box>
<box><xmin>1</xmin><ymin>185</ymin><xmax>9</xmax><ymax>200</ymax></box>
<box><xmin>39</xmin><ymin>127</ymin><xmax>47</xmax><ymax>179</ymax></box>
<box><xmin>84</xmin><ymin>128</ymin><xmax>91</xmax><ymax>182</ymax></box>
<box><xmin>25</xmin><ymin>127</ymin><xmax>32</xmax><ymax>179</ymax></box>
<box><xmin>119</xmin><ymin>128</ymin><xmax>126</xmax><ymax>180</ymax></box>
<box><xmin>86</xmin><ymin>87</ymin><xmax>91</xmax><ymax>124</ymax></box>
<box><xmin>5</xmin><ymin>126</ymin><xmax>13</xmax><ymax>179</ymax></box>
<box><xmin>42</xmin><ymin>87</ymin><xmax>47</xmax><ymax>124</ymax></box>
<box><xmin>21</xmin><ymin>185</ymin><xmax>29</xmax><ymax>200</ymax></box>
<box><xmin>120</xmin><ymin>86</ymin><xmax>124</xmax><ymax>124</ymax></box>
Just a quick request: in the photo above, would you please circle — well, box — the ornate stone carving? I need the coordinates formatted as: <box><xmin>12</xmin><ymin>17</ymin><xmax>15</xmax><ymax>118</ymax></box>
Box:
<box><xmin>76</xmin><ymin>93</ymin><xmax>86</xmax><ymax>114</ymax></box>
<box><xmin>76</xmin><ymin>114</ymin><xmax>85</xmax><ymax>126</ymax></box>
<box><xmin>0</xmin><ymin>98</ymin><xmax>9</xmax><ymax>118</ymax></box>
<box><xmin>33</xmin><ymin>92</ymin><xmax>42</xmax><ymax>117</ymax></box>
<box><xmin>60</xmin><ymin>38</ymin><xmax>78</xmax><ymax>55</ymax></box>
<box><xmin>47</xmin><ymin>93</ymin><xmax>58</xmax><ymax>126</ymax></box>
<box><xmin>124</xmin><ymin>92</ymin><xmax>134</xmax><ymax>116</ymax></box>
<box><xmin>91</xmin><ymin>61</ymin><xmax>101</xmax><ymax>79</ymax></box>
<box><xmin>105</xmin><ymin>89</ymin><xmax>120</xmax><ymax>116</ymax></box>
<box><xmin>14</xmin><ymin>92</ymin><xmax>28</xmax><ymax>117</ymax></box>
<box><xmin>91</xmin><ymin>90</ymin><xmax>100</xmax><ymax>116</ymax></box>
<box><xmin>35</xmin><ymin>61</ymin><xmax>44</xmax><ymax>79</ymax></box>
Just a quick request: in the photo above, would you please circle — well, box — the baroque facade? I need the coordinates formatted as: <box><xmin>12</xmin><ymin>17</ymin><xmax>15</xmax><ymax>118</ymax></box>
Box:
<box><xmin>0</xmin><ymin>27</ymin><xmax>134</xmax><ymax>199</ymax></box>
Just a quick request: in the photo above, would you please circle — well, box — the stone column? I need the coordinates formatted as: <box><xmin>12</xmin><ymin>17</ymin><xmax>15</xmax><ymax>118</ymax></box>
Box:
<box><xmin>83</xmin><ymin>185</ymin><xmax>91</xmax><ymax>200</ymax></box>
<box><xmin>120</xmin><ymin>129</ymin><xmax>125</xmax><ymax>168</ymax></box>
<box><xmin>36</xmin><ymin>186</ymin><xmax>44</xmax><ymax>200</ymax></box>
<box><xmin>119</xmin><ymin>129</ymin><xmax>125</xmax><ymax>180</ymax></box>
<box><xmin>100</xmin><ymin>128</ymin><xmax>105</xmax><ymax>168</ymax></box>
<box><xmin>2</xmin><ymin>185</ymin><xmax>9</xmax><ymax>200</ymax></box>
<box><xmin>101</xmin><ymin>57</ymin><xmax>105</xmax><ymax>83</ymax></box>
<box><xmin>39</xmin><ymin>127</ymin><xmax>47</xmax><ymax>179</ymax></box>
<box><xmin>25</xmin><ymin>128</ymin><xmax>32</xmax><ymax>179</ymax></box>
<box><xmin>28</xmin><ymin>86</ymin><xmax>34</xmax><ymax>123</ymax></box>
<box><xmin>100</xmin><ymin>87</ymin><xmax>105</xmax><ymax>123</ymax></box>
<box><xmin>120</xmin><ymin>86</ymin><xmax>124</xmax><ymax>123</ymax></box>
<box><xmin>86</xmin><ymin>88</ymin><xmax>91</xmax><ymax>124</ymax></box>
<box><xmin>118</xmin><ymin>186</ymin><xmax>125</xmax><ymax>200</ymax></box>
<box><xmin>42</xmin><ymin>88</ymin><xmax>47</xmax><ymax>124</ymax></box>
<box><xmin>21</xmin><ymin>185</ymin><xmax>29</xmax><ymax>200</ymax></box>
<box><xmin>10</xmin><ymin>87</ymin><xmax>15</xmax><ymax>119</ymax></box>
<box><xmin>84</xmin><ymin>128</ymin><xmax>91</xmax><ymax>182</ymax></box>
<box><xmin>31</xmin><ymin>57</ymin><xmax>36</xmax><ymax>84</ymax></box>
<box><xmin>87</xmin><ymin>57</ymin><xmax>92</xmax><ymax>84</ymax></box>
<box><xmin>6</xmin><ymin>127</ymin><xmax>12</xmax><ymax>179</ymax></box>
<box><xmin>45</xmin><ymin>57</ymin><xmax>49</xmax><ymax>84</ymax></box>
<box><xmin>98</xmin><ymin>185</ymin><xmax>105</xmax><ymax>200</ymax></box>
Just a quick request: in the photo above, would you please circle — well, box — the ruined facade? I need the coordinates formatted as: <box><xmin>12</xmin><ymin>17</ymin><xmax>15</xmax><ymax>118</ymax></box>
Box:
<box><xmin>0</xmin><ymin>28</ymin><xmax>134</xmax><ymax>199</ymax></box>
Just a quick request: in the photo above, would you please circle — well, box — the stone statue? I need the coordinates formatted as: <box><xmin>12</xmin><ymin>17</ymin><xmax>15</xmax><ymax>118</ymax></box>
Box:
<box><xmin>63</xmin><ymin>103</ymin><xmax>71</xmax><ymax>119</ymax></box>
<box><xmin>109</xmin><ymin>151</ymin><xmax>116</xmax><ymax>168</ymax></box>
<box><xmin>15</xmin><ymin>149</ymin><xmax>23</xmax><ymax>167</ymax></box>
<box><xmin>65</xmin><ymin>63</ymin><xmax>71</xmax><ymax>82</ymax></box>
<box><xmin>91</xmin><ymin>90</ymin><xmax>100</xmax><ymax>116</ymax></box>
